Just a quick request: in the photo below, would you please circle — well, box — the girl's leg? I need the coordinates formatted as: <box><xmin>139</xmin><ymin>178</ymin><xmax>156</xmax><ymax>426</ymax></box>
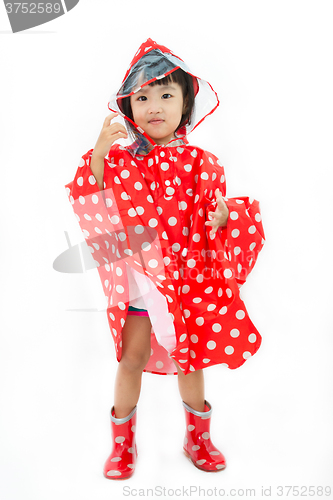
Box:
<box><xmin>114</xmin><ymin>314</ymin><xmax>152</xmax><ymax>418</ymax></box>
<box><xmin>174</xmin><ymin>363</ymin><xmax>206</xmax><ymax>412</ymax></box>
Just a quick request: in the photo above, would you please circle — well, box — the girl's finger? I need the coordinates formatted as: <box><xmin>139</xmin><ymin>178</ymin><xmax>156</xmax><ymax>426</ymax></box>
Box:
<box><xmin>104</xmin><ymin>112</ymin><xmax>119</xmax><ymax>126</ymax></box>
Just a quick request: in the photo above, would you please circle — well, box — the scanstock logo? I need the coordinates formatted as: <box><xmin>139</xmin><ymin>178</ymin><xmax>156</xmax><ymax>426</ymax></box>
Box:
<box><xmin>3</xmin><ymin>1</ymin><xmax>80</xmax><ymax>33</ymax></box>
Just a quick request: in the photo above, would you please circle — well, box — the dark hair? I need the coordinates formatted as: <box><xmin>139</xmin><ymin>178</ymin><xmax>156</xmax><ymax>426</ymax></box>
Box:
<box><xmin>121</xmin><ymin>68</ymin><xmax>195</xmax><ymax>132</ymax></box>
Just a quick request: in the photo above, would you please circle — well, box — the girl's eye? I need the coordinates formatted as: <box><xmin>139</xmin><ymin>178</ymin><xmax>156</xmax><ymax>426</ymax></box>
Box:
<box><xmin>137</xmin><ymin>96</ymin><xmax>147</xmax><ymax>101</ymax></box>
<box><xmin>162</xmin><ymin>93</ymin><xmax>172</xmax><ymax>99</ymax></box>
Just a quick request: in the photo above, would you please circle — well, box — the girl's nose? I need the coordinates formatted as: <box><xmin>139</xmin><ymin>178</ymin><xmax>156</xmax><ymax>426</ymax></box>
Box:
<box><xmin>148</xmin><ymin>100</ymin><xmax>162</xmax><ymax>114</ymax></box>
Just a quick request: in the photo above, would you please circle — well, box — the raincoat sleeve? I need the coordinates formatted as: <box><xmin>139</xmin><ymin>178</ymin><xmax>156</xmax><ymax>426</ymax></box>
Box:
<box><xmin>203</xmin><ymin>151</ymin><xmax>265</xmax><ymax>286</ymax></box>
<box><xmin>64</xmin><ymin>148</ymin><xmax>127</xmax><ymax>270</ymax></box>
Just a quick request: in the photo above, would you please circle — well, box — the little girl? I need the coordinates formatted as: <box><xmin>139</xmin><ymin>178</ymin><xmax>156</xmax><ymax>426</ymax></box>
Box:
<box><xmin>65</xmin><ymin>38</ymin><xmax>265</xmax><ymax>479</ymax></box>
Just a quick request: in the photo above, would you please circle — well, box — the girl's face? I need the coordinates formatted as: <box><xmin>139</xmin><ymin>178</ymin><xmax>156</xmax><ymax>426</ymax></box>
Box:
<box><xmin>130</xmin><ymin>82</ymin><xmax>184</xmax><ymax>145</ymax></box>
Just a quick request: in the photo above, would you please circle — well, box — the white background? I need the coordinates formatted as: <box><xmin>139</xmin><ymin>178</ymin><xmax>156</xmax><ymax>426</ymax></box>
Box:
<box><xmin>1</xmin><ymin>1</ymin><xmax>332</xmax><ymax>499</ymax></box>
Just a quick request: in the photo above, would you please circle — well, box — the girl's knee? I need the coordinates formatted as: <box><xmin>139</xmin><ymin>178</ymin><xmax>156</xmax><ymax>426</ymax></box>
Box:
<box><xmin>121</xmin><ymin>348</ymin><xmax>151</xmax><ymax>372</ymax></box>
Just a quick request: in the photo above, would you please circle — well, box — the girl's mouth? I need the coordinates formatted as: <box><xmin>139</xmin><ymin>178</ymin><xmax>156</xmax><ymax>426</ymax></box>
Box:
<box><xmin>149</xmin><ymin>119</ymin><xmax>164</xmax><ymax>125</ymax></box>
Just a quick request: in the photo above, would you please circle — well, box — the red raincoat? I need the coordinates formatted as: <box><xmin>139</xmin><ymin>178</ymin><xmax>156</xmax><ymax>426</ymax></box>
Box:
<box><xmin>65</xmin><ymin>39</ymin><xmax>265</xmax><ymax>375</ymax></box>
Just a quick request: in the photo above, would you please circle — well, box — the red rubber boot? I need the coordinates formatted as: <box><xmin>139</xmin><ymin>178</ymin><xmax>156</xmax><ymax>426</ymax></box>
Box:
<box><xmin>103</xmin><ymin>406</ymin><xmax>137</xmax><ymax>480</ymax></box>
<box><xmin>182</xmin><ymin>400</ymin><xmax>227</xmax><ymax>472</ymax></box>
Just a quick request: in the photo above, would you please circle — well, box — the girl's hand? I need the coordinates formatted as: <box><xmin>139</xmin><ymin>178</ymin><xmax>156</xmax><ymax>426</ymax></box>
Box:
<box><xmin>205</xmin><ymin>188</ymin><xmax>229</xmax><ymax>235</ymax></box>
<box><xmin>92</xmin><ymin>113</ymin><xmax>128</xmax><ymax>160</ymax></box>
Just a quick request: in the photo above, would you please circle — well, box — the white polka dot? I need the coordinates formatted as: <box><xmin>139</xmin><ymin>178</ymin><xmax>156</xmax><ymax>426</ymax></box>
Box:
<box><xmin>88</xmin><ymin>175</ymin><xmax>96</xmax><ymax>185</ymax></box>
<box><xmin>110</xmin><ymin>457</ymin><xmax>122</xmax><ymax>462</ymax></box>
<box><xmin>243</xmin><ymin>351</ymin><xmax>252</xmax><ymax>359</ymax></box>
<box><xmin>249</xmin><ymin>242</ymin><xmax>256</xmax><ymax>251</ymax></box>
<box><xmin>120</xmin><ymin>170</ymin><xmax>130</xmax><ymax>179</ymax></box>
<box><xmin>248</xmin><ymin>333</ymin><xmax>257</xmax><ymax>343</ymax></box>
<box><xmin>156</xmin><ymin>361</ymin><xmax>164</xmax><ymax>369</ymax></box>
<box><xmin>193</xmin><ymin>297</ymin><xmax>202</xmax><ymax>303</ymax></box>
<box><xmin>223</xmin><ymin>269</ymin><xmax>232</xmax><ymax>279</ymax></box>
<box><xmin>92</xmin><ymin>194</ymin><xmax>99</xmax><ymax>204</ymax></box>
<box><xmin>207</xmin><ymin>304</ymin><xmax>216</xmax><ymax>311</ymax></box>
<box><xmin>196</xmin><ymin>317</ymin><xmax>204</xmax><ymax>326</ymax></box>
<box><xmin>192</xmin><ymin>233</ymin><xmax>200</xmax><ymax>242</ymax></box>
<box><xmin>128</xmin><ymin>208</ymin><xmax>136</xmax><ymax>217</ymax></box>
<box><xmin>225</xmin><ymin>345</ymin><xmax>234</xmax><ymax>355</ymax></box>
<box><xmin>79</xmin><ymin>195</ymin><xmax>85</xmax><ymax>205</ymax></box>
<box><xmin>200</xmin><ymin>172</ymin><xmax>209</xmax><ymax>180</ymax></box>
<box><xmin>116</xmin><ymin>267</ymin><xmax>122</xmax><ymax>276</ymax></box>
<box><xmin>205</xmin><ymin>286</ymin><xmax>213</xmax><ymax>294</ymax></box>
<box><xmin>136</xmin><ymin>206</ymin><xmax>144</xmax><ymax>215</ymax></box>
<box><xmin>148</xmin><ymin>259</ymin><xmax>158</xmax><ymax>268</ymax></box>
<box><xmin>230</xmin><ymin>211</ymin><xmax>238</xmax><ymax>220</ymax></box>
<box><xmin>203</xmin><ymin>358</ymin><xmax>210</xmax><ymax>364</ymax></box>
<box><xmin>179</xmin><ymin>201</ymin><xmax>187</xmax><ymax>210</ymax></box>
<box><xmin>216</xmin><ymin>464</ymin><xmax>226</xmax><ymax>469</ymax></box>
<box><xmin>168</xmin><ymin>217</ymin><xmax>177</xmax><ymax>226</ymax></box>
<box><xmin>148</xmin><ymin>158</ymin><xmax>154</xmax><ymax>167</ymax></box>
<box><xmin>234</xmin><ymin>246</ymin><xmax>241</xmax><ymax>256</ymax></box>
<box><xmin>172</xmin><ymin>243</ymin><xmax>181</xmax><ymax>252</ymax></box>
<box><xmin>107</xmin><ymin>470</ymin><xmax>121</xmax><ymax>476</ymax></box>
<box><xmin>191</xmin><ymin>335</ymin><xmax>198</xmax><ymax>343</ymax></box>
<box><xmin>115</xmin><ymin>436</ymin><xmax>125</xmax><ymax>443</ymax></box>
<box><xmin>134</xmin><ymin>225</ymin><xmax>144</xmax><ymax>234</ymax></box>
<box><xmin>236</xmin><ymin>309</ymin><xmax>245</xmax><ymax>320</ymax></box>
<box><xmin>161</xmin><ymin>162</ymin><xmax>169</xmax><ymax>171</ymax></box>
<box><xmin>116</xmin><ymin>285</ymin><xmax>124</xmax><ymax>294</ymax></box>
<box><xmin>149</xmin><ymin>218</ymin><xmax>158</xmax><ymax>227</ymax></box>
<box><xmin>134</xmin><ymin>182</ymin><xmax>142</xmax><ymax>190</ymax></box>
<box><xmin>202</xmin><ymin>432</ymin><xmax>210</xmax><ymax>439</ymax></box>
<box><xmin>187</xmin><ymin>259</ymin><xmax>196</xmax><ymax>268</ymax></box>
<box><xmin>207</xmin><ymin>340</ymin><xmax>216</xmax><ymax>350</ymax></box>
<box><xmin>118</xmin><ymin>302</ymin><xmax>126</xmax><ymax>310</ymax></box>
<box><xmin>192</xmin><ymin>445</ymin><xmax>200</xmax><ymax>451</ymax></box>
<box><xmin>255</xmin><ymin>213</ymin><xmax>261</xmax><ymax>222</ymax></box>
<box><xmin>184</xmin><ymin>164</ymin><xmax>192</xmax><ymax>172</ymax></box>
<box><xmin>212</xmin><ymin>323</ymin><xmax>222</xmax><ymax>333</ymax></box>
<box><xmin>231</xmin><ymin>229</ymin><xmax>240</xmax><ymax>238</ymax></box>
<box><xmin>183</xmin><ymin>309</ymin><xmax>190</xmax><ymax>318</ymax></box>
<box><xmin>147</xmin><ymin>195</ymin><xmax>154</xmax><ymax>203</ymax></box>
<box><xmin>166</xmin><ymin>187</ymin><xmax>175</xmax><ymax>196</ymax></box>
<box><xmin>248</xmin><ymin>225</ymin><xmax>256</xmax><ymax>234</ymax></box>
<box><xmin>230</xmin><ymin>328</ymin><xmax>240</xmax><ymax>338</ymax></box>
<box><xmin>77</xmin><ymin>176</ymin><xmax>83</xmax><ymax>186</ymax></box>
<box><xmin>182</xmin><ymin>285</ymin><xmax>190</xmax><ymax>293</ymax></box>
<box><xmin>179</xmin><ymin>334</ymin><xmax>187</xmax><ymax>342</ymax></box>
<box><xmin>110</xmin><ymin>215</ymin><xmax>120</xmax><ymax>224</ymax></box>
<box><xmin>191</xmin><ymin>149</ymin><xmax>198</xmax><ymax>157</ymax></box>
<box><xmin>196</xmin><ymin>274</ymin><xmax>204</xmax><ymax>283</ymax></box>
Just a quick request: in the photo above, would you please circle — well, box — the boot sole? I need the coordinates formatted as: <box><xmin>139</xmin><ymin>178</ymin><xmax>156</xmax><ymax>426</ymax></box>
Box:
<box><xmin>183</xmin><ymin>449</ymin><xmax>226</xmax><ymax>472</ymax></box>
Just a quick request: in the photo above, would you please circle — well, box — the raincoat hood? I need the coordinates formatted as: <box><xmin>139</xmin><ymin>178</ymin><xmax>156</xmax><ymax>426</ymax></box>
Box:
<box><xmin>108</xmin><ymin>39</ymin><xmax>219</xmax><ymax>152</ymax></box>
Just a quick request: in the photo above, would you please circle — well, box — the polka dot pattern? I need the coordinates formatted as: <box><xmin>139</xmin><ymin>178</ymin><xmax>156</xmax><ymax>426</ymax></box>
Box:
<box><xmin>65</xmin><ymin>142</ymin><xmax>264</xmax><ymax>375</ymax></box>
